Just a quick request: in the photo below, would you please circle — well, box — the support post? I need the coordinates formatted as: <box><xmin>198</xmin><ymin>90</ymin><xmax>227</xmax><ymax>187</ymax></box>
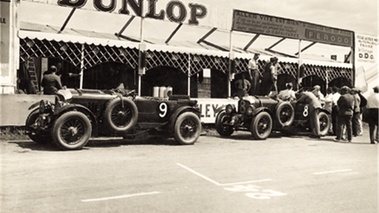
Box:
<box><xmin>79</xmin><ymin>44</ymin><xmax>84</xmax><ymax>89</ymax></box>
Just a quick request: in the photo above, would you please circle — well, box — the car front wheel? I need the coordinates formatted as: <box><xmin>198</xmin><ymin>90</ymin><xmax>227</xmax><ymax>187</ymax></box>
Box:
<box><xmin>25</xmin><ymin>109</ymin><xmax>51</xmax><ymax>144</ymax></box>
<box><xmin>174</xmin><ymin>112</ymin><xmax>201</xmax><ymax>145</ymax></box>
<box><xmin>215</xmin><ymin>110</ymin><xmax>234</xmax><ymax>137</ymax></box>
<box><xmin>318</xmin><ymin>111</ymin><xmax>331</xmax><ymax>136</ymax></box>
<box><xmin>52</xmin><ymin>111</ymin><xmax>92</xmax><ymax>150</ymax></box>
<box><xmin>250</xmin><ymin>111</ymin><xmax>272</xmax><ymax>140</ymax></box>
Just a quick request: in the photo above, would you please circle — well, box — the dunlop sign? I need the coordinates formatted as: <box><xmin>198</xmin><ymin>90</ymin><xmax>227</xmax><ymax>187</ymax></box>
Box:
<box><xmin>232</xmin><ymin>9</ymin><xmax>354</xmax><ymax>47</ymax></box>
<box><xmin>58</xmin><ymin>0</ymin><xmax>207</xmax><ymax>25</ymax></box>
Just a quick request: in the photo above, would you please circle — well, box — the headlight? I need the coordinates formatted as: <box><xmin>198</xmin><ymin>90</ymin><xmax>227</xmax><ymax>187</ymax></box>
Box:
<box><xmin>39</xmin><ymin>100</ymin><xmax>52</xmax><ymax>113</ymax></box>
<box><xmin>225</xmin><ymin>104</ymin><xmax>235</xmax><ymax>114</ymax></box>
<box><xmin>246</xmin><ymin>106</ymin><xmax>254</xmax><ymax>115</ymax></box>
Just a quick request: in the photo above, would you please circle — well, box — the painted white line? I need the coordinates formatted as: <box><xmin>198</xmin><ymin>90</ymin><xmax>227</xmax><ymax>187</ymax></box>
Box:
<box><xmin>81</xmin><ymin>191</ymin><xmax>161</xmax><ymax>202</ymax></box>
<box><xmin>313</xmin><ymin>169</ymin><xmax>353</xmax><ymax>175</ymax></box>
<box><xmin>176</xmin><ymin>163</ymin><xmax>273</xmax><ymax>186</ymax></box>
<box><xmin>220</xmin><ymin>179</ymin><xmax>273</xmax><ymax>186</ymax></box>
<box><xmin>176</xmin><ymin>163</ymin><xmax>221</xmax><ymax>185</ymax></box>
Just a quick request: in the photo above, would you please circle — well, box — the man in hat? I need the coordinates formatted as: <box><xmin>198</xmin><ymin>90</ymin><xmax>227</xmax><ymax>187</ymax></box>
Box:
<box><xmin>312</xmin><ymin>85</ymin><xmax>325</xmax><ymax>101</ymax></box>
<box><xmin>247</xmin><ymin>53</ymin><xmax>261</xmax><ymax>95</ymax></box>
<box><xmin>335</xmin><ymin>86</ymin><xmax>355</xmax><ymax>142</ymax></box>
<box><xmin>41</xmin><ymin>65</ymin><xmax>62</xmax><ymax>95</ymax></box>
<box><xmin>278</xmin><ymin>82</ymin><xmax>296</xmax><ymax>101</ymax></box>
<box><xmin>365</xmin><ymin>86</ymin><xmax>379</xmax><ymax>144</ymax></box>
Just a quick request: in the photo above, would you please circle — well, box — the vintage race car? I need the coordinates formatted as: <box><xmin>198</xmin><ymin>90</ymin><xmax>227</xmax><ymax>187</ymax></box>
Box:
<box><xmin>215</xmin><ymin>95</ymin><xmax>331</xmax><ymax>139</ymax></box>
<box><xmin>215</xmin><ymin>96</ymin><xmax>295</xmax><ymax>140</ymax></box>
<box><xmin>25</xmin><ymin>88</ymin><xmax>201</xmax><ymax>150</ymax></box>
<box><xmin>280</xmin><ymin>101</ymin><xmax>331</xmax><ymax>136</ymax></box>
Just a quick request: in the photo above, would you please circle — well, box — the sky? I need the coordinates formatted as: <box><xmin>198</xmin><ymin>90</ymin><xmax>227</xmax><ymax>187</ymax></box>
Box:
<box><xmin>219</xmin><ymin>0</ymin><xmax>378</xmax><ymax>36</ymax></box>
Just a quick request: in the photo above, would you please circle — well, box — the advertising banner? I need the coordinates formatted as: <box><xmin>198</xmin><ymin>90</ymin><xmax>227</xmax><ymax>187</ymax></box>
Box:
<box><xmin>194</xmin><ymin>98</ymin><xmax>238</xmax><ymax>123</ymax></box>
<box><xmin>354</xmin><ymin>33</ymin><xmax>378</xmax><ymax>93</ymax></box>
<box><xmin>232</xmin><ymin>9</ymin><xmax>354</xmax><ymax>47</ymax></box>
<box><xmin>0</xmin><ymin>0</ymin><xmax>10</xmax><ymax>78</ymax></box>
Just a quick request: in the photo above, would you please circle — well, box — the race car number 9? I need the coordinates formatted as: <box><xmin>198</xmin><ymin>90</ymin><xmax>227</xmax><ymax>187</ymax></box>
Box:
<box><xmin>158</xmin><ymin>103</ymin><xmax>168</xmax><ymax>118</ymax></box>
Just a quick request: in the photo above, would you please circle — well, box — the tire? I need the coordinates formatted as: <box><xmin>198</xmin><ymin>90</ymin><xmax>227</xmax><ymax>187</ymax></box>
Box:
<box><xmin>276</xmin><ymin>102</ymin><xmax>295</xmax><ymax>126</ymax></box>
<box><xmin>103</xmin><ymin>97</ymin><xmax>138</xmax><ymax>132</ymax></box>
<box><xmin>250</xmin><ymin>111</ymin><xmax>272</xmax><ymax>140</ymax></box>
<box><xmin>215</xmin><ymin>110</ymin><xmax>234</xmax><ymax>137</ymax></box>
<box><xmin>318</xmin><ymin>111</ymin><xmax>331</xmax><ymax>136</ymax></box>
<box><xmin>25</xmin><ymin>109</ymin><xmax>51</xmax><ymax>144</ymax></box>
<box><xmin>52</xmin><ymin>111</ymin><xmax>92</xmax><ymax>150</ymax></box>
<box><xmin>174</xmin><ymin>112</ymin><xmax>201</xmax><ymax>145</ymax></box>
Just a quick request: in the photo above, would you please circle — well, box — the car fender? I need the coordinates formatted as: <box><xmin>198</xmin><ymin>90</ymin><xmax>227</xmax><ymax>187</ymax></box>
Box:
<box><xmin>167</xmin><ymin>106</ymin><xmax>200</xmax><ymax>133</ymax></box>
<box><xmin>214</xmin><ymin>105</ymin><xmax>226</xmax><ymax>116</ymax></box>
<box><xmin>317</xmin><ymin>108</ymin><xmax>331</xmax><ymax>115</ymax></box>
<box><xmin>252</xmin><ymin>107</ymin><xmax>271</xmax><ymax>117</ymax></box>
<box><xmin>54</xmin><ymin>104</ymin><xmax>98</xmax><ymax>132</ymax></box>
<box><xmin>28</xmin><ymin>101</ymin><xmax>41</xmax><ymax>110</ymax></box>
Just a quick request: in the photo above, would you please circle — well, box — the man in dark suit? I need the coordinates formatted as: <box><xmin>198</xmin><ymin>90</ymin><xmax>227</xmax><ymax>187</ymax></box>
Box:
<box><xmin>41</xmin><ymin>65</ymin><xmax>62</xmax><ymax>95</ymax></box>
<box><xmin>335</xmin><ymin>86</ymin><xmax>355</xmax><ymax>142</ymax></box>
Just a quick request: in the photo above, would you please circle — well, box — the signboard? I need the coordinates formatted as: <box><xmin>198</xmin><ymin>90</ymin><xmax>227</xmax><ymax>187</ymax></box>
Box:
<box><xmin>354</xmin><ymin>33</ymin><xmax>378</xmax><ymax>93</ymax></box>
<box><xmin>355</xmin><ymin>34</ymin><xmax>378</xmax><ymax>63</ymax></box>
<box><xmin>57</xmin><ymin>0</ymin><xmax>208</xmax><ymax>25</ymax></box>
<box><xmin>194</xmin><ymin>98</ymin><xmax>238</xmax><ymax>123</ymax></box>
<box><xmin>0</xmin><ymin>0</ymin><xmax>10</xmax><ymax>78</ymax></box>
<box><xmin>232</xmin><ymin>9</ymin><xmax>354</xmax><ymax>47</ymax></box>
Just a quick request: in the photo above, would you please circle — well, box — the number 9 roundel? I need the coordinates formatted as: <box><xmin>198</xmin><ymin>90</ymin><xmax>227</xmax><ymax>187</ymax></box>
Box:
<box><xmin>158</xmin><ymin>102</ymin><xmax>168</xmax><ymax>118</ymax></box>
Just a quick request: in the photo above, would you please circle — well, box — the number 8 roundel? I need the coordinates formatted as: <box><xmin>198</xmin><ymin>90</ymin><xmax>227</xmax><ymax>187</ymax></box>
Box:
<box><xmin>158</xmin><ymin>102</ymin><xmax>168</xmax><ymax>118</ymax></box>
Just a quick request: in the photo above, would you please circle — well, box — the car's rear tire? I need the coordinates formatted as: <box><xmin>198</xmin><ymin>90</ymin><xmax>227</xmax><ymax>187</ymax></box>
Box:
<box><xmin>174</xmin><ymin>112</ymin><xmax>201</xmax><ymax>145</ymax></box>
<box><xmin>276</xmin><ymin>101</ymin><xmax>295</xmax><ymax>126</ymax></box>
<box><xmin>25</xmin><ymin>109</ymin><xmax>51</xmax><ymax>144</ymax></box>
<box><xmin>250</xmin><ymin>111</ymin><xmax>272</xmax><ymax>140</ymax></box>
<box><xmin>215</xmin><ymin>110</ymin><xmax>234</xmax><ymax>137</ymax></box>
<box><xmin>104</xmin><ymin>97</ymin><xmax>138</xmax><ymax>132</ymax></box>
<box><xmin>52</xmin><ymin>111</ymin><xmax>92</xmax><ymax>150</ymax></box>
<box><xmin>318</xmin><ymin>111</ymin><xmax>331</xmax><ymax>136</ymax></box>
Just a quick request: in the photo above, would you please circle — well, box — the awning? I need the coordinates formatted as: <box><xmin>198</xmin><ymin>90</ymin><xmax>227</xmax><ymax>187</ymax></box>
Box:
<box><xmin>17</xmin><ymin>1</ymin><xmax>353</xmax><ymax>69</ymax></box>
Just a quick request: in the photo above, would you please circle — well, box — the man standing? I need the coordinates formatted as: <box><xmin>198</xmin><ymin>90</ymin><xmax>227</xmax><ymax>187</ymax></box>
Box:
<box><xmin>296</xmin><ymin>88</ymin><xmax>322</xmax><ymax>138</ymax></box>
<box><xmin>351</xmin><ymin>88</ymin><xmax>362</xmax><ymax>137</ymax></box>
<box><xmin>331</xmin><ymin>86</ymin><xmax>340</xmax><ymax>135</ymax></box>
<box><xmin>259</xmin><ymin>57</ymin><xmax>278</xmax><ymax>96</ymax></box>
<box><xmin>247</xmin><ymin>53</ymin><xmax>261</xmax><ymax>95</ymax></box>
<box><xmin>335</xmin><ymin>86</ymin><xmax>355</xmax><ymax>142</ymax></box>
<box><xmin>365</xmin><ymin>86</ymin><xmax>379</xmax><ymax>144</ymax></box>
<box><xmin>41</xmin><ymin>65</ymin><xmax>62</xmax><ymax>95</ymax></box>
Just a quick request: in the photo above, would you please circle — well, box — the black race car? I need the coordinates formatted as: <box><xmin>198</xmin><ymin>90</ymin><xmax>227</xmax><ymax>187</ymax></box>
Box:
<box><xmin>215</xmin><ymin>96</ymin><xmax>295</xmax><ymax>140</ymax></box>
<box><xmin>25</xmin><ymin>88</ymin><xmax>201</xmax><ymax>150</ymax></box>
<box><xmin>214</xmin><ymin>95</ymin><xmax>331</xmax><ymax>139</ymax></box>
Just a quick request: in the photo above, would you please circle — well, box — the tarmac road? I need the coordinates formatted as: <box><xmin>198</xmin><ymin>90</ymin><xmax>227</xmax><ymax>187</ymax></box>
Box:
<box><xmin>0</xmin><ymin>131</ymin><xmax>377</xmax><ymax>213</ymax></box>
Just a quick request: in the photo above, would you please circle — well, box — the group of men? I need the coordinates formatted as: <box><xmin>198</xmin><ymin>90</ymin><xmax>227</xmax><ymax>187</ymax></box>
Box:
<box><xmin>246</xmin><ymin>53</ymin><xmax>279</xmax><ymax>96</ymax></box>
<box><xmin>243</xmin><ymin>53</ymin><xmax>378</xmax><ymax>144</ymax></box>
<box><xmin>327</xmin><ymin>85</ymin><xmax>379</xmax><ymax>144</ymax></box>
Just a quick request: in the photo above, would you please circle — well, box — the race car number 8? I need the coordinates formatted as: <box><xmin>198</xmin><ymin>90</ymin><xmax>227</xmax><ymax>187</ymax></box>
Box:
<box><xmin>159</xmin><ymin>103</ymin><xmax>168</xmax><ymax>118</ymax></box>
<box><xmin>303</xmin><ymin>105</ymin><xmax>309</xmax><ymax>117</ymax></box>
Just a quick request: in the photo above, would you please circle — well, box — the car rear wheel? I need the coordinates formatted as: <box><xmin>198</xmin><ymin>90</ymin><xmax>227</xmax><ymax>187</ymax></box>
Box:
<box><xmin>104</xmin><ymin>97</ymin><xmax>138</xmax><ymax>132</ymax></box>
<box><xmin>52</xmin><ymin>111</ymin><xmax>92</xmax><ymax>150</ymax></box>
<box><xmin>215</xmin><ymin>110</ymin><xmax>234</xmax><ymax>137</ymax></box>
<box><xmin>250</xmin><ymin>111</ymin><xmax>272</xmax><ymax>140</ymax></box>
<box><xmin>25</xmin><ymin>109</ymin><xmax>51</xmax><ymax>144</ymax></box>
<box><xmin>276</xmin><ymin>102</ymin><xmax>295</xmax><ymax>126</ymax></box>
<box><xmin>174</xmin><ymin>112</ymin><xmax>201</xmax><ymax>145</ymax></box>
<box><xmin>318</xmin><ymin>111</ymin><xmax>331</xmax><ymax>136</ymax></box>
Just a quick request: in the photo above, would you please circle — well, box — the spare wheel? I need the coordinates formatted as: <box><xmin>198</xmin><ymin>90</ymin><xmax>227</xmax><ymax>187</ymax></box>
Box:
<box><xmin>276</xmin><ymin>101</ymin><xmax>295</xmax><ymax>126</ymax></box>
<box><xmin>104</xmin><ymin>97</ymin><xmax>138</xmax><ymax>132</ymax></box>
